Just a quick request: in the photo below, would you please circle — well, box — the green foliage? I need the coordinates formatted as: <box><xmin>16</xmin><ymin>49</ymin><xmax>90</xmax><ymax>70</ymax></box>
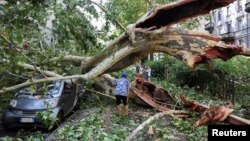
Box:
<box><xmin>178</xmin><ymin>16</ymin><xmax>207</xmax><ymax>30</ymax></box>
<box><xmin>171</xmin><ymin>118</ymin><xmax>207</xmax><ymax>141</ymax></box>
<box><xmin>55</xmin><ymin>114</ymin><xmax>102</xmax><ymax>140</ymax></box>
<box><xmin>0</xmin><ymin>131</ymin><xmax>45</xmax><ymax>141</ymax></box>
<box><xmin>144</xmin><ymin>55</ymin><xmax>187</xmax><ymax>81</ymax></box>
<box><xmin>104</xmin><ymin>0</ymin><xmax>176</xmax><ymax>31</ymax></box>
<box><xmin>0</xmin><ymin>0</ymin><xmax>102</xmax><ymax>107</ymax></box>
<box><xmin>144</xmin><ymin>59</ymin><xmax>167</xmax><ymax>79</ymax></box>
<box><xmin>105</xmin><ymin>0</ymin><xmax>203</xmax><ymax>31</ymax></box>
<box><xmin>145</xmin><ymin>54</ymin><xmax>250</xmax><ymax>104</ymax></box>
<box><xmin>36</xmin><ymin>102</ymin><xmax>58</xmax><ymax>130</ymax></box>
<box><xmin>105</xmin><ymin>0</ymin><xmax>147</xmax><ymax>27</ymax></box>
<box><xmin>111</xmin><ymin>68</ymin><xmax>135</xmax><ymax>82</ymax></box>
<box><xmin>52</xmin><ymin>0</ymin><xmax>101</xmax><ymax>55</ymax></box>
<box><xmin>54</xmin><ymin>111</ymin><xmax>129</xmax><ymax>141</ymax></box>
<box><xmin>158</xmin><ymin>127</ymin><xmax>170</xmax><ymax>140</ymax></box>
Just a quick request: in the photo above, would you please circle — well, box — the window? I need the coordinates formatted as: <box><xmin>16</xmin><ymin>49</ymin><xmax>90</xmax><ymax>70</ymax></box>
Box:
<box><xmin>218</xmin><ymin>26</ymin><xmax>222</xmax><ymax>35</ymax></box>
<box><xmin>238</xmin><ymin>39</ymin><xmax>243</xmax><ymax>45</ymax></box>
<box><xmin>237</xmin><ymin>18</ymin><xmax>243</xmax><ymax>30</ymax></box>
<box><xmin>237</xmin><ymin>0</ymin><xmax>242</xmax><ymax>11</ymax></box>
<box><xmin>227</xmin><ymin>23</ymin><xmax>231</xmax><ymax>32</ymax></box>
<box><xmin>217</xmin><ymin>10</ymin><xmax>221</xmax><ymax>21</ymax></box>
<box><xmin>227</xmin><ymin>6</ymin><xmax>230</xmax><ymax>16</ymax></box>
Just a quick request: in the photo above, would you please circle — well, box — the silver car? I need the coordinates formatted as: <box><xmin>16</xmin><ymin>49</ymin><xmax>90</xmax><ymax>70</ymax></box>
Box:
<box><xmin>2</xmin><ymin>80</ymin><xmax>82</xmax><ymax>129</ymax></box>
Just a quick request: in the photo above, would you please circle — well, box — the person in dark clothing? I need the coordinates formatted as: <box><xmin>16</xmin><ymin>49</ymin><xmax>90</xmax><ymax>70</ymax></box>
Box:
<box><xmin>136</xmin><ymin>64</ymin><xmax>140</xmax><ymax>74</ymax></box>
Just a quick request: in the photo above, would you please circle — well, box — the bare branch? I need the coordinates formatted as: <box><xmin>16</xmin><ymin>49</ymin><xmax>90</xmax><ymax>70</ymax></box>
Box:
<box><xmin>135</xmin><ymin>0</ymin><xmax>235</xmax><ymax>29</ymax></box>
<box><xmin>125</xmin><ymin>110</ymin><xmax>189</xmax><ymax>141</ymax></box>
<box><xmin>50</xmin><ymin>55</ymin><xmax>88</xmax><ymax>63</ymax></box>
<box><xmin>18</xmin><ymin>63</ymin><xmax>62</xmax><ymax>77</ymax></box>
<box><xmin>0</xmin><ymin>33</ymin><xmax>11</xmax><ymax>43</ymax></box>
<box><xmin>6</xmin><ymin>71</ymin><xmax>29</xmax><ymax>80</ymax></box>
<box><xmin>0</xmin><ymin>75</ymin><xmax>84</xmax><ymax>94</ymax></box>
<box><xmin>81</xmin><ymin>33</ymin><xmax>128</xmax><ymax>72</ymax></box>
<box><xmin>86</xmin><ymin>88</ymin><xmax>115</xmax><ymax>100</ymax></box>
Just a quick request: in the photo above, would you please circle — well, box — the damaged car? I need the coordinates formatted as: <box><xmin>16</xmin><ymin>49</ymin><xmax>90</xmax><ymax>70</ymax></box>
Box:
<box><xmin>1</xmin><ymin>80</ymin><xmax>83</xmax><ymax>130</ymax></box>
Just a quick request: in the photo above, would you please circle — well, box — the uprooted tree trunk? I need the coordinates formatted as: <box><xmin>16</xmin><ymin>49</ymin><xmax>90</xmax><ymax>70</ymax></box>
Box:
<box><xmin>1</xmin><ymin>0</ymin><xmax>250</xmax><ymax>94</ymax></box>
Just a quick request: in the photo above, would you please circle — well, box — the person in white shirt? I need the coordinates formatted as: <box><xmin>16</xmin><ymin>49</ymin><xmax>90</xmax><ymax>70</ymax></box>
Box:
<box><xmin>147</xmin><ymin>66</ymin><xmax>151</xmax><ymax>82</ymax></box>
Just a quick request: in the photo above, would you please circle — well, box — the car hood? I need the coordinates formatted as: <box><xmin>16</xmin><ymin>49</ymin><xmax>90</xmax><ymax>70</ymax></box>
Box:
<box><xmin>10</xmin><ymin>95</ymin><xmax>59</xmax><ymax>110</ymax></box>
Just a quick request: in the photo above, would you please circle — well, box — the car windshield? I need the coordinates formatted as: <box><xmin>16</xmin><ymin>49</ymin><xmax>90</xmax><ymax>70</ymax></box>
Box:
<box><xmin>17</xmin><ymin>81</ymin><xmax>62</xmax><ymax>95</ymax></box>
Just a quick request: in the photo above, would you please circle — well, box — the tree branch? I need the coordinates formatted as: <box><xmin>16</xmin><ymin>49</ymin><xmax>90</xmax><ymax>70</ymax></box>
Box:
<box><xmin>125</xmin><ymin>110</ymin><xmax>189</xmax><ymax>141</ymax></box>
<box><xmin>90</xmin><ymin>0</ymin><xmax>126</xmax><ymax>32</ymax></box>
<box><xmin>0</xmin><ymin>33</ymin><xmax>48</xmax><ymax>78</ymax></box>
<box><xmin>81</xmin><ymin>33</ymin><xmax>128</xmax><ymax>72</ymax></box>
<box><xmin>6</xmin><ymin>71</ymin><xmax>29</xmax><ymax>80</ymax></box>
<box><xmin>0</xmin><ymin>33</ymin><xmax>11</xmax><ymax>43</ymax></box>
<box><xmin>135</xmin><ymin>0</ymin><xmax>235</xmax><ymax>29</ymax></box>
<box><xmin>49</xmin><ymin>55</ymin><xmax>89</xmax><ymax>67</ymax></box>
<box><xmin>18</xmin><ymin>63</ymin><xmax>62</xmax><ymax>77</ymax></box>
<box><xmin>86</xmin><ymin>88</ymin><xmax>115</xmax><ymax>100</ymax></box>
<box><xmin>0</xmin><ymin>75</ymin><xmax>84</xmax><ymax>94</ymax></box>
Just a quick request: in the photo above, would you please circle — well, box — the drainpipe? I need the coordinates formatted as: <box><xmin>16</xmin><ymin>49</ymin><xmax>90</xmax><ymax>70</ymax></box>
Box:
<box><xmin>247</xmin><ymin>13</ymin><xmax>249</xmax><ymax>48</ymax></box>
<box><xmin>246</xmin><ymin>0</ymin><xmax>250</xmax><ymax>48</ymax></box>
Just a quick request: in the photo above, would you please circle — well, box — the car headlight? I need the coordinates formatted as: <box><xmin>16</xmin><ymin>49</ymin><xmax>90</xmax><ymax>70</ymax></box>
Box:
<box><xmin>45</xmin><ymin>98</ymin><xmax>59</xmax><ymax>108</ymax></box>
<box><xmin>10</xmin><ymin>99</ymin><xmax>17</xmax><ymax>107</ymax></box>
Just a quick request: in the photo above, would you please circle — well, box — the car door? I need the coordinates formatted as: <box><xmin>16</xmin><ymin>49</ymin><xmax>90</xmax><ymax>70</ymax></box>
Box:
<box><xmin>61</xmin><ymin>84</ymin><xmax>76</xmax><ymax>115</ymax></box>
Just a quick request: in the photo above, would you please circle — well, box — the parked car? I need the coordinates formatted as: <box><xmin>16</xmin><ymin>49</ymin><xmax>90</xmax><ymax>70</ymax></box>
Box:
<box><xmin>1</xmin><ymin>80</ymin><xmax>83</xmax><ymax>130</ymax></box>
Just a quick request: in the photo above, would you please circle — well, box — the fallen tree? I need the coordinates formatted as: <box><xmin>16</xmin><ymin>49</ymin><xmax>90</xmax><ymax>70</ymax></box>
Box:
<box><xmin>1</xmin><ymin>0</ymin><xmax>249</xmax><ymax>94</ymax></box>
<box><xmin>180</xmin><ymin>95</ymin><xmax>250</xmax><ymax>125</ymax></box>
<box><xmin>128</xmin><ymin>75</ymin><xmax>250</xmax><ymax>126</ymax></box>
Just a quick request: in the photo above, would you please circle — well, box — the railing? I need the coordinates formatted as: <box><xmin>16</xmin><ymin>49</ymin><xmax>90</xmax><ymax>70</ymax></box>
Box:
<box><xmin>221</xmin><ymin>31</ymin><xmax>236</xmax><ymax>40</ymax></box>
<box><xmin>204</xmin><ymin>22</ymin><xmax>214</xmax><ymax>31</ymax></box>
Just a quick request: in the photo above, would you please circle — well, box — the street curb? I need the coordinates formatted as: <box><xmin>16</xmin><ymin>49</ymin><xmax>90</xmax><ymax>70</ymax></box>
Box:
<box><xmin>0</xmin><ymin>110</ymin><xmax>2</xmax><ymax>128</ymax></box>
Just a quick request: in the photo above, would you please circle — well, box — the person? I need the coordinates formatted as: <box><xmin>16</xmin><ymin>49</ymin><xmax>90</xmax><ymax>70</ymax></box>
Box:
<box><xmin>114</xmin><ymin>72</ymin><xmax>130</xmax><ymax>117</ymax></box>
<box><xmin>147</xmin><ymin>66</ymin><xmax>151</xmax><ymax>82</ymax></box>
<box><xmin>135</xmin><ymin>64</ymin><xmax>140</xmax><ymax>74</ymax></box>
<box><xmin>142</xmin><ymin>66</ymin><xmax>149</xmax><ymax>80</ymax></box>
<box><xmin>139</xmin><ymin>65</ymin><xmax>144</xmax><ymax>75</ymax></box>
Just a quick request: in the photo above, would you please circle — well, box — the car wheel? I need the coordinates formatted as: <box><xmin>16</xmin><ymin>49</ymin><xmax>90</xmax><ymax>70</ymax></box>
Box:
<box><xmin>2</xmin><ymin>116</ymin><xmax>13</xmax><ymax>131</ymax></box>
<box><xmin>2</xmin><ymin>123</ymin><xmax>13</xmax><ymax>131</ymax></box>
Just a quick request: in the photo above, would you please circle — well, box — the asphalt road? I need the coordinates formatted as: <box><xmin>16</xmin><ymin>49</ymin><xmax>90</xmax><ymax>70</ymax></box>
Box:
<box><xmin>0</xmin><ymin>129</ymin><xmax>17</xmax><ymax>138</ymax></box>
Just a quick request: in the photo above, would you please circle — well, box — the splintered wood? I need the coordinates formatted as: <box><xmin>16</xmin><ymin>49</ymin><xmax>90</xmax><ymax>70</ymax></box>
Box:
<box><xmin>130</xmin><ymin>76</ymin><xmax>250</xmax><ymax>126</ymax></box>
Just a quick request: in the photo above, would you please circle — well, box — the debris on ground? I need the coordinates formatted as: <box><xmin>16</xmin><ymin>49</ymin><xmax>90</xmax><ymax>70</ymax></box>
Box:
<box><xmin>129</xmin><ymin>76</ymin><xmax>250</xmax><ymax>126</ymax></box>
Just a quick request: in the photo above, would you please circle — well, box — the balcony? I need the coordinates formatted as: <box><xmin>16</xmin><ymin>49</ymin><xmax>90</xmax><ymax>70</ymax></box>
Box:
<box><xmin>204</xmin><ymin>22</ymin><xmax>214</xmax><ymax>32</ymax></box>
<box><xmin>245</xmin><ymin>2</ymin><xmax>250</xmax><ymax>13</ymax></box>
<box><xmin>221</xmin><ymin>32</ymin><xmax>235</xmax><ymax>41</ymax></box>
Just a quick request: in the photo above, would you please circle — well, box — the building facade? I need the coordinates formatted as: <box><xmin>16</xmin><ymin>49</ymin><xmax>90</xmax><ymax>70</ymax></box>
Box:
<box><xmin>205</xmin><ymin>0</ymin><xmax>250</xmax><ymax>48</ymax></box>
